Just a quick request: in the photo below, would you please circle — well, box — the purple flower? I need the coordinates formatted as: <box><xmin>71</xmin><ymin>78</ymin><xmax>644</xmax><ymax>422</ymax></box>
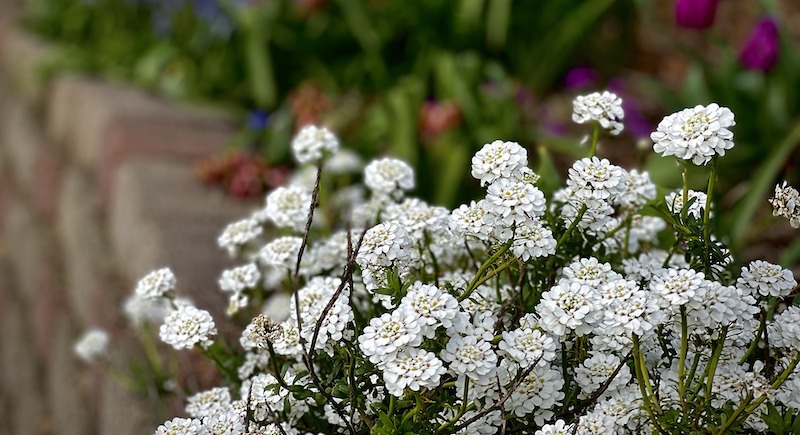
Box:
<box><xmin>564</xmin><ymin>67</ymin><xmax>598</xmax><ymax>90</ymax></box>
<box><xmin>739</xmin><ymin>18</ymin><xmax>780</xmax><ymax>72</ymax></box>
<box><xmin>247</xmin><ymin>110</ymin><xmax>270</xmax><ymax>131</ymax></box>
<box><xmin>675</xmin><ymin>0</ymin><xmax>718</xmax><ymax>29</ymax></box>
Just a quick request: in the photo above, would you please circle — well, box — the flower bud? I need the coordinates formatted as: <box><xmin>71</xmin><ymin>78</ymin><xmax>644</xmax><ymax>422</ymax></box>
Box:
<box><xmin>739</xmin><ymin>18</ymin><xmax>780</xmax><ymax>72</ymax></box>
<box><xmin>675</xmin><ymin>0</ymin><xmax>718</xmax><ymax>29</ymax></box>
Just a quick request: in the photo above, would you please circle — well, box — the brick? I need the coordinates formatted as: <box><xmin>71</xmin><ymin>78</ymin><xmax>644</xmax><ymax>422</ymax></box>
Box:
<box><xmin>109</xmin><ymin>160</ymin><xmax>255</xmax><ymax>319</ymax></box>
<box><xmin>47</xmin><ymin>76</ymin><xmax>164</xmax><ymax>168</ymax></box>
<box><xmin>0</xmin><ymin>289</ymin><xmax>49</xmax><ymax>435</ymax></box>
<box><xmin>98</xmin><ymin>113</ymin><xmax>235</xmax><ymax>213</ymax></box>
<box><xmin>98</xmin><ymin>344</ymin><xmax>162</xmax><ymax>435</ymax></box>
<box><xmin>0</xmin><ymin>26</ymin><xmax>54</xmax><ymax>104</ymax></box>
<box><xmin>47</xmin><ymin>75</ymin><xmax>234</xmax><ymax>170</ymax></box>
<box><xmin>2</xmin><ymin>100</ymin><xmax>46</xmax><ymax>195</ymax></box>
<box><xmin>47</xmin><ymin>315</ymin><xmax>95</xmax><ymax>435</ymax></box>
<box><xmin>56</xmin><ymin>167</ymin><xmax>120</xmax><ymax>329</ymax></box>
<box><xmin>32</xmin><ymin>143</ymin><xmax>63</xmax><ymax>221</ymax></box>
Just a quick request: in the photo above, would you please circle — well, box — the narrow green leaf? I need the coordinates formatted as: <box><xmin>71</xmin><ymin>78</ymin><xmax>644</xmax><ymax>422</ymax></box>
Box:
<box><xmin>728</xmin><ymin>120</ymin><xmax>800</xmax><ymax>248</ymax></box>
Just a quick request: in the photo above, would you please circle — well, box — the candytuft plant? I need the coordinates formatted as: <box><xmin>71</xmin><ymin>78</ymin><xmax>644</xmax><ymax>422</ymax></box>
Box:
<box><xmin>80</xmin><ymin>93</ymin><xmax>800</xmax><ymax>434</ymax></box>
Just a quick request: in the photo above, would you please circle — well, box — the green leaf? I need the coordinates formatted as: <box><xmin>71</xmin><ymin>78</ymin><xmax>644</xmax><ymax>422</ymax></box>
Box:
<box><xmin>728</xmin><ymin>120</ymin><xmax>800</xmax><ymax>248</ymax></box>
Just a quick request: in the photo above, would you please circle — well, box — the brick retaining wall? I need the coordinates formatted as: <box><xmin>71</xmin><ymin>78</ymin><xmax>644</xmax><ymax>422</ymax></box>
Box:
<box><xmin>0</xmin><ymin>16</ymin><xmax>256</xmax><ymax>435</ymax></box>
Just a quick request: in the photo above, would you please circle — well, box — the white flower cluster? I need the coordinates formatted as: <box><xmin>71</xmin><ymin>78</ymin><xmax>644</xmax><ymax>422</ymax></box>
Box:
<box><xmin>770</xmin><ymin>181</ymin><xmax>800</xmax><ymax>229</ymax></box>
<box><xmin>160</xmin><ymin>305</ymin><xmax>218</xmax><ymax>350</ymax></box>
<box><xmin>651</xmin><ymin>103</ymin><xmax>735</xmax><ymax>166</ymax></box>
<box><xmin>291</xmin><ymin>124</ymin><xmax>339</xmax><ymax>165</ymax></box>
<box><xmin>149</xmin><ymin>107</ymin><xmax>800</xmax><ymax>434</ymax></box>
<box><xmin>572</xmin><ymin>91</ymin><xmax>625</xmax><ymax>136</ymax></box>
<box><xmin>74</xmin><ymin>329</ymin><xmax>109</xmax><ymax>363</ymax></box>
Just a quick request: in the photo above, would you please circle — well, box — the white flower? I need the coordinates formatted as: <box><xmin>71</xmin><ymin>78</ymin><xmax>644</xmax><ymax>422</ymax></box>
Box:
<box><xmin>511</xmin><ymin>219</ymin><xmax>556</xmax><ymax>261</ymax></box>
<box><xmin>303</xmin><ymin>231</ymin><xmax>351</xmax><ymax>275</ymax></box>
<box><xmin>258</xmin><ymin>237</ymin><xmax>302</xmax><ymax>271</ymax></box>
<box><xmin>567</xmin><ymin>157</ymin><xmax>627</xmax><ymax>201</ymax></box>
<box><xmin>364</xmin><ymin>157</ymin><xmax>415</xmax><ymax>198</ymax></box>
<box><xmin>384</xmin><ymin>198</ymin><xmax>449</xmax><ymax>241</ymax></box>
<box><xmin>450</xmin><ymin>200</ymin><xmax>492</xmax><ymax>241</ymax></box>
<box><xmin>290</xmin><ymin>277</ymin><xmax>353</xmax><ymax>352</ymax></box>
<box><xmin>535</xmin><ymin>419</ymin><xmax>570</xmax><ymax>435</ymax></box>
<box><xmin>160</xmin><ymin>305</ymin><xmax>217</xmax><ymax>350</ymax></box>
<box><xmin>240</xmin><ymin>314</ymin><xmax>284</xmax><ymax>350</ymax></box>
<box><xmin>398</xmin><ymin>282</ymin><xmax>465</xmax><ymax>338</ymax></box>
<box><xmin>769</xmin><ymin>181</ymin><xmax>800</xmax><ymax>229</ymax></box>
<box><xmin>291</xmin><ymin>125</ymin><xmax>339</xmax><ymax>164</ymax></box>
<box><xmin>505</xmin><ymin>364</ymin><xmax>565</xmax><ymax>422</ymax></box>
<box><xmin>499</xmin><ymin>327</ymin><xmax>557</xmax><ymax>368</ymax></box>
<box><xmin>263</xmin><ymin>186</ymin><xmax>312</xmax><ymax>232</ymax></box>
<box><xmin>383</xmin><ymin>348</ymin><xmax>446</xmax><ymax>397</ymax></box>
<box><xmin>217</xmin><ymin>217</ymin><xmax>262</xmax><ymax>257</ymax></box>
<box><xmin>572</xmin><ymin>91</ymin><xmax>625</xmax><ymax>135</ymax></box>
<box><xmin>561</xmin><ymin>257</ymin><xmax>622</xmax><ymax>287</ymax></box>
<box><xmin>203</xmin><ymin>411</ymin><xmax>244</xmax><ymax>435</ymax></box>
<box><xmin>358</xmin><ymin>311</ymin><xmax>423</xmax><ymax>366</ymax></box>
<box><xmin>123</xmin><ymin>294</ymin><xmax>172</xmax><ymax>326</ymax></box>
<box><xmin>622</xmin><ymin>249</ymin><xmax>688</xmax><ymax>282</ymax></box>
<box><xmin>485</xmin><ymin>177</ymin><xmax>546</xmax><ymax>225</ymax></box>
<box><xmin>665</xmin><ymin>190</ymin><xmax>708</xmax><ymax>219</ymax></box>
<box><xmin>186</xmin><ymin>388</ymin><xmax>232</xmax><ymax>419</ymax></box>
<box><xmin>356</xmin><ymin>221</ymin><xmax>416</xmax><ymax>270</ymax></box>
<box><xmin>326</xmin><ymin>148</ymin><xmax>363</xmax><ymax>174</ymax></box>
<box><xmin>651</xmin><ymin>103</ymin><xmax>735</xmax><ymax>166</ymax></box>
<box><xmin>770</xmin><ymin>306</ymin><xmax>800</xmax><ymax>351</ymax></box>
<box><xmin>154</xmin><ymin>417</ymin><xmax>207</xmax><ymax>435</ymax></box>
<box><xmin>536</xmin><ymin>280</ymin><xmax>600</xmax><ymax>338</ymax></box>
<box><xmin>219</xmin><ymin>263</ymin><xmax>260</xmax><ymax>294</ymax></box>
<box><xmin>441</xmin><ymin>334</ymin><xmax>498</xmax><ymax>381</ymax></box>
<box><xmin>74</xmin><ymin>329</ymin><xmax>109</xmax><ymax>362</ymax></box>
<box><xmin>559</xmin><ymin>195</ymin><xmax>616</xmax><ymax>235</ymax></box>
<box><xmin>574</xmin><ymin>352</ymin><xmax>631</xmax><ymax>399</ymax></box>
<box><xmin>470</xmin><ymin>140</ymin><xmax>529</xmax><ymax>186</ymax></box>
<box><xmin>271</xmin><ymin>323</ymin><xmax>303</xmax><ymax>357</ymax></box>
<box><xmin>616</xmin><ymin>169</ymin><xmax>657</xmax><ymax>208</ymax></box>
<box><xmin>649</xmin><ymin>268</ymin><xmax>706</xmax><ymax>309</ymax></box>
<box><xmin>135</xmin><ymin>267</ymin><xmax>177</xmax><ymax>300</ymax></box>
<box><xmin>737</xmin><ymin>260</ymin><xmax>797</xmax><ymax>298</ymax></box>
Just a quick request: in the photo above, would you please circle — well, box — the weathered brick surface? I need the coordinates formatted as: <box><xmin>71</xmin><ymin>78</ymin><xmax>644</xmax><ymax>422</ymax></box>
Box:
<box><xmin>56</xmin><ymin>168</ymin><xmax>120</xmax><ymax>329</ymax></box>
<box><xmin>98</xmin><ymin>113</ymin><xmax>235</xmax><ymax>212</ymax></box>
<box><xmin>47</xmin><ymin>76</ymin><xmax>167</xmax><ymax>168</ymax></box>
<box><xmin>48</xmin><ymin>75</ymin><xmax>234</xmax><ymax>171</ymax></box>
<box><xmin>0</xmin><ymin>288</ymin><xmax>49</xmax><ymax>435</ymax></box>
<box><xmin>0</xmin><ymin>20</ymin><xmax>257</xmax><ymax>435</ymax></box>
<box><xmin>47</xmin><ymin>315</ymin><xmax>95</xmax><ymax>435</ymax></box>
<box><xmin>109</xmin><ymin>160</ymin><xmax>255</xmax><ymax>319</ymax></box>
<box><xmin>98</xmin><ymin>345</ymin><xmax>162</xmax><ymax>435</ymax></box>
<box><xmin>0</xmin><ymin>23</ymin><xmax>53</xmax><ymax>104</ymax></box>
<box><xmin>2</xmin><ymin>100</ymin><xmax>45</xmax><ymax>195</ymax></box>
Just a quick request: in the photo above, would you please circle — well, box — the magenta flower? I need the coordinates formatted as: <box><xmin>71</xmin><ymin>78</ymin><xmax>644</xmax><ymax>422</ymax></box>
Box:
<box><xmin>564</xmin><ymin>67</ymin><xmax>598</xmax><ymax>90</ymax></box>
<box><xmin>675</xmin><ymin>0</ymin><xmax>718</xmax><ymax>29</ymax></box>
<box><xmin>739</xmin><ymin>18</ymin><xmax>780</xmax><ymax>72</ymax></box>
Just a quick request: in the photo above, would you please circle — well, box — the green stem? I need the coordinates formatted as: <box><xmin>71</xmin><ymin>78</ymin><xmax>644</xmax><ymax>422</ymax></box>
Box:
<box><xmin>437</xmin><ymin>378</ymin><xmax>470</xmax><ymax>433</ymax></box>
<box><xmin>588</xmin><ymin>124</ymin><xmax>600</xmax><ymax>157</ymax></box>
<box><xmin>458</xmin><ymin>241</ymin><xmax>512</xmax><ymax>302</ymax></box>
<box><xmin>698</xmin><ymin>326</ymin><xmax>728</xmax><ymax>419</ymax></box>
<box><xmin>677</xmin><ymin>306</ymin><xmax>689</xmax><ymax>414</ymax></box>
<box><xmin>702</xmin><ymin>159</ymin><xmax>717</xmax><ymax>275</ymax></box>
<box><xmin>716</xmin><ymin>393</ymin><xmax>754</xmax><ymax>435</ymax></box>
<box><xmin>719</xmin><ymin>353</ymin><xmax>800</xmax><ymax>434</ymax></box>
<box><xmin>545</xmin><ymin>204</ymin><xmax>587</xmax><ymax>272</ymax></box>
<box><xmin>739</xmin><ymin>305</ymin><xmax>770</xmax><ymax>365</ymax></box>
<box><xmin>632</xmin><ymin>335</ymin><xmax>666</xmax><ymax>433</ymax></box>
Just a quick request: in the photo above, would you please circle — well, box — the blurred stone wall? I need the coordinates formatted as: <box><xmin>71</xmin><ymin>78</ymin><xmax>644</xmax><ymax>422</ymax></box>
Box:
<box><xmin>0</xmin><ymin>14</ymin><xmax>255</xmax><ymax>435</ymax></box>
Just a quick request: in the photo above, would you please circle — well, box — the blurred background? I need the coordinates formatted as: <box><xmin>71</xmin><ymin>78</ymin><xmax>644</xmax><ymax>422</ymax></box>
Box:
<box><xmin>0</xmin><ymin>0</ymin><xmax>798</xmax><ymax>433</ymax></box>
